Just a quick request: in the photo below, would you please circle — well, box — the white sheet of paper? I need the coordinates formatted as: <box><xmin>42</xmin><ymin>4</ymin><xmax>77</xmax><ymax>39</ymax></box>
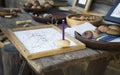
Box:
<box><xmin>65</xmin><ymin>27</ymin><xmax>75</xmax><ymax>37</ymax></box>
<box><xmin>110</xmin><ymin>37</ymin><xmax>120</xmax><ymax>42</ymax></box>
<box><xmin>72</xmin><ymin>22</ymin><xmax>96</xmax><ymax>35</ymax></box>
<box><xmin>78</xmin><ymin>0</ymin><xmax>87</xmax><ymax>5</ymax></box>
<box><xmin>111</xmin><ymin>3</ymin><xmax>120</xmax><ymax>18</ymax></box>
<box><xmin>14</xmin><ymin>28</ymin><xmax>76</xmax><ymax>54</ymax></box>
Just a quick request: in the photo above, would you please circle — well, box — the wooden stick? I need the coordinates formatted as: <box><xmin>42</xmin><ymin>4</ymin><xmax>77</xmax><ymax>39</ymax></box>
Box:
<box><xmin>16</xmin><ymin>20</ymin><xmax>32</xmax><ymax>25</ymax></box>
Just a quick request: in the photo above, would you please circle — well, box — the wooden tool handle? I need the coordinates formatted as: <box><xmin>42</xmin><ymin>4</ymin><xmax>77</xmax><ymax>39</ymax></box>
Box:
<box><xmin>16</xmin><ymin>20</ymin><xmax>32</xmax><ymax>25</ymax></box>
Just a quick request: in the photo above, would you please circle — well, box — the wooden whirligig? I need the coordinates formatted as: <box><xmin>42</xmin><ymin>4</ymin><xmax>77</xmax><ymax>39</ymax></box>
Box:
<box><xmin>56</xmin><ymin>20</ymin><xmax>70</xmax><ymax>48</ymax></box>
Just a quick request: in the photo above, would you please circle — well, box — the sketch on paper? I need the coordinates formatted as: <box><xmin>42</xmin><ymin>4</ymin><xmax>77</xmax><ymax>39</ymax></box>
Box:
<box><xmin>14</xmin><ymin>28</ymin><xmax>76</xmax><ymax>54</ymax></box>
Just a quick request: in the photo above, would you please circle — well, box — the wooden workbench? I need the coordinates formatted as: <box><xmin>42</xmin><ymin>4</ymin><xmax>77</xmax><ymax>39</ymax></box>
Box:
<box><xmin>0</xmin><ymin>10</ymin><xmax>117</xmax><ymax>75</ymax></box>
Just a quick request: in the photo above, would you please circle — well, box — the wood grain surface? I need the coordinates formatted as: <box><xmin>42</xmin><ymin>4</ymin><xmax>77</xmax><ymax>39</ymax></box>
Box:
<box><xmin>94</xmin><ymin>0</ymin><xmax>115</xmax><ymax>6</ymax></box>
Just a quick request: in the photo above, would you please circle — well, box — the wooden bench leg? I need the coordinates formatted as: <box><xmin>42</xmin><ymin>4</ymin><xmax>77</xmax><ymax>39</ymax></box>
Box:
<box><xmin>1</xmin><ymin>44</ymin><xmax>34</xmax><ymax>75</ymax></box>
<box><xmin>1</xmin><ymin>44</ymin><xmax>22</xmax><ymax>75</ymax></box>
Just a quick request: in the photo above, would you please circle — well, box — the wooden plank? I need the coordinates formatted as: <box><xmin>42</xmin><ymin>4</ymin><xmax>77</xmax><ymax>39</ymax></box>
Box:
<box><xmin>2</xmin><ymin>25</ymin><xmax>86</xmax><ymax>60</ymax></box>
<box><xmin>94</xmin><ymin>0</ymin><xmax>115</xmax><ymax>6</ymax></box>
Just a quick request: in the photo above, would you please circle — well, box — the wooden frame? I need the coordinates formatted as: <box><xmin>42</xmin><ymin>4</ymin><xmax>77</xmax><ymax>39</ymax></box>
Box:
<box><xmin>3</xmin><ymin>25</ymin><xmax>85</xmax><ymax>60</ymax></box>
<box><xmin>72</xmin><ymin>0</ymin><xmax>93</xmax><ymax>12</ymax></box>
<box><xmin>104</xmin><ymin>0</ymin><xmax>120</xmax><ymax>24</ymax></box>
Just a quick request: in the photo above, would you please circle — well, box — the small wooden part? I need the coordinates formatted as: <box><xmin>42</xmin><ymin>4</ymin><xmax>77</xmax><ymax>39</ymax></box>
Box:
<box><xmin>16</xmin><ymin>20</ymin><xmax>32</xmax><ymax>25</ymax></box>
<box><xmin>4</xmin><ymin>15</ymin><xmax>12</xmax><ymax>18</ymax></box>
<box><xmin>3</xmin><ymin>40</ymin><xmax>11</xmax><ymax>45</ymax></box>
<box><xmin>56</xmin><ymin>39</ymin><xmax>70</xmax><ymax>48</ymax></box>
<box><xmin>23</xmin><ymin>24</ymin><xmax>30</xmax><ymax>27</ymax></box>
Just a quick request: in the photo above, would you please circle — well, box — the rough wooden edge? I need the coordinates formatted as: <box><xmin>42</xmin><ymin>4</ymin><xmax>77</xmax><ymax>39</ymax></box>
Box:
<box><xmin>42</xmin><ymin>51</ymin><xmax>111</xmax><ymax>72</ymax></box>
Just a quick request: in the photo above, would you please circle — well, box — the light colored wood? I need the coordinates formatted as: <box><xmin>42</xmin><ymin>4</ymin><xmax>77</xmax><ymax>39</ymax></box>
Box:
<box><xmin>16</xmin><ymin>20</ymin><xmax>32</xmax><ymax>25</ymax></box>
<box><xmin>85</xmin><ymin>10</ymin><xmax>106</xmax><ymax>16</ymax></box>
<box><xmin>72</xmin><ymin>0</ymin><xmax>93</xmax><ymax>13</ymax></box>
<box><xmin>3</xmin><ymin>25</ymin><xmax>86</xmax><ymax>60</ymax></box>
<box><xmin>12</xmin><ymin>25</ymin><xmax>52</xmax><ymax>31</ymax></box>
<box><xmin>0</xmin><ymin>42</ymin><xmax>4</xmax><ymax>48</ymax></box>
<box><xmin>66</xmin><ymin>14</ymin><xmax>103</xmax><ymax>27</ymax></box>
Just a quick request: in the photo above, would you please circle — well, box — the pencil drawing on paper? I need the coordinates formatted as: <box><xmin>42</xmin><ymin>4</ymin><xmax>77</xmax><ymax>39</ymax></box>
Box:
<box><xmin>13</xmin><ymin>28</ymin><xmax>76</xmax><ymax>54</ymax></box>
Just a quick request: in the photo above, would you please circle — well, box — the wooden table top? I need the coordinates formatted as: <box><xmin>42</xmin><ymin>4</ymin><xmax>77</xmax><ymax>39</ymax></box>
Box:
<box><xmin>0</xmin><ymin>10</ymin><xmax>113</xmax><ymax>74</ymax></box>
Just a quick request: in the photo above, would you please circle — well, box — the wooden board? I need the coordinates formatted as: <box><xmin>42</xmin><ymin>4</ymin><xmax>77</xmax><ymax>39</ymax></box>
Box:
<box><xmin>2</xmin><ymin>25</ymin><xmax>85</xmax><ymax>60</ymax></box>
<box><xmin>94</xmin><ymin>0</ymin><xmax>115</xmax><ymax>6</ymax></box>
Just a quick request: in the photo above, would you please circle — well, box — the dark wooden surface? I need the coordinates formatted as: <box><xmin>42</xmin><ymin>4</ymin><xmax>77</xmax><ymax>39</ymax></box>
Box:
<box><xmin>0</xmin><ymin>9</ymin><xmax>115</xmax><ymax>75</ymax></box>
<box><xmin>63</xmin><ymin>58</ymin><xmax>109</xmax><ymax>75</ymax></box>
<box><xmin>1</xmin><ymin>44</ymin><xmax>37</xmax><ymax>75</ymax></box>
<box><xmin>1</xmin><ymin>44</ymin><xmax>21</xmax><ymax>75</ymax></box>
<box><xmin>94</xmin><ymin>0</ymin><xmax>115</xmax><ymax>6</ymax></box>
<box><xmin>0</xmin><ymin>0</ymin><xmax>5</xmax><ymax>7</ymax></box>
<box><xmin>0</xmin><ymin>48</ymin><xmax>3</xmax><ymax>75</ymax></box>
